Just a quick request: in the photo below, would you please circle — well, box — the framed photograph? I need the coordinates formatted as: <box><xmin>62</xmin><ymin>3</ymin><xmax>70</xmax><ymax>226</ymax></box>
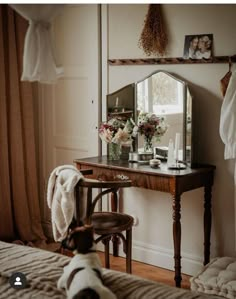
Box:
<box><xmin>183</xmin><ymin>34</ymin><xmax>213</xmax><ymax>59</ymax></box>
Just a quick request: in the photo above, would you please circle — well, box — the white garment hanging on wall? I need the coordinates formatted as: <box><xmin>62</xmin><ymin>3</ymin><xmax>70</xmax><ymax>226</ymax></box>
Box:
<box><xmin>10</xmin><ymin>4</ymin><xmax>64</xmax><ymax>84</ymax></box>
<box><xmin>219</xmin><ymin>70</ymin><xmax>236</xmax><ymax>183</ymax></box>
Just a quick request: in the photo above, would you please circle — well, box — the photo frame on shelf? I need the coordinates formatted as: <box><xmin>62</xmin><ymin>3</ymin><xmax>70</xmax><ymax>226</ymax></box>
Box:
<box><xmin>183</xmin><ymin>34</ymin><xmax>213</xmax><ymax>59</ymax></box>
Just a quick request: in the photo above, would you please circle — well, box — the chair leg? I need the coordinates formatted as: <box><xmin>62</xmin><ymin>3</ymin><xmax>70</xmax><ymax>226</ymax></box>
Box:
<box><xmin>111</xmin><ymin>191</ymin><xmax>119</xmax><ymax>257</ymax></box>
<box><xmin>112</xmin><ymin>235</ymin><xmax>119</xmax><ymax>257</ymax></box>
<box><xmin>126</xmin><ymin>229</ymin><xmax>132</xmax><ymax>274</ymax></box>
<box><xmin>102</xmin><ymin>239</ymin><xmax>110</xmax><ymax>269</ymax></box>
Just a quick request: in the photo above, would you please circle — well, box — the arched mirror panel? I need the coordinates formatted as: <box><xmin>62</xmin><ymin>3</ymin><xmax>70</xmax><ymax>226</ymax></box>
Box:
<box><xmin>106</xmin><ymin>71</ymin><xmax>195</xmax><ymax>167</ymax></box>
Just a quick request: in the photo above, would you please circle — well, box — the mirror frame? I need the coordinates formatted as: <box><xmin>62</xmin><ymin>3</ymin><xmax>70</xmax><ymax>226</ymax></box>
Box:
<box><xmin>135</xmin><ymin>70</ymin><xmax>194</xmax><ymax>166</ymax></box>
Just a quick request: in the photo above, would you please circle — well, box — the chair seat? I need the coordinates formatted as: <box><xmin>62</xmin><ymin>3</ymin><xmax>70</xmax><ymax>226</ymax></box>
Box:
<box><xmin>92</xmin><ymin>212</ymin><xmax>133</xmax><ymax>235</ymax></box>
<box><xmin>74</xmin><ymin>176</ymin><xmax>133</xmax><ymax>273</ymax></box>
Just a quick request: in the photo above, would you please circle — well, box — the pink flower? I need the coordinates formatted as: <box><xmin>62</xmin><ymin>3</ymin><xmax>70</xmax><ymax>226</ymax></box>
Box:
<box><xmin>99</xmin><ymin>128</ymin><xmax>113</xmax><ymax>143</ymax></box>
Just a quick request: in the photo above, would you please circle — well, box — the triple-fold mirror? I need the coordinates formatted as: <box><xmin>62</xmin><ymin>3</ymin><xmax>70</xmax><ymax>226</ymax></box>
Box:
<box><xmin>107</xmin><ymin>70</ymin><xmax>194</xmax><ymax>167</ymax></box>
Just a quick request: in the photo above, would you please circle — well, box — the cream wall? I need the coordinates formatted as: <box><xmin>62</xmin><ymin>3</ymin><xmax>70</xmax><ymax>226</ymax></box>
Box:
<box><xmin>105</xmin><ymin>4</ymin><xmax>236</xmax><ymax>275</ymax></box>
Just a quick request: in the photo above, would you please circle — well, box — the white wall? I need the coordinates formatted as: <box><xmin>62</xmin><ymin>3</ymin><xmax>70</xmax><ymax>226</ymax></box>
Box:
<box><xmin>106</xmin><ymin>4</ymin><xmax>236</xmax><ymax>275</ymax></box>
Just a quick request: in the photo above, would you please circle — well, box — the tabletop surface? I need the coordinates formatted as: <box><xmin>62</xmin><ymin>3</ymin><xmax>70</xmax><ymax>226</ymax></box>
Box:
<box><xmin>74</xmin><ymin>156</ymin><xmax>216</xmax><ymax>178</ymax></box>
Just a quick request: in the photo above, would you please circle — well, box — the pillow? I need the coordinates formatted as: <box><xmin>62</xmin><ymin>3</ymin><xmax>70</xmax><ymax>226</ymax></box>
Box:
<box><xmin>190</xmin><ymin>257</ymin><xmax>236</xmax><ymax>299</ymax></box>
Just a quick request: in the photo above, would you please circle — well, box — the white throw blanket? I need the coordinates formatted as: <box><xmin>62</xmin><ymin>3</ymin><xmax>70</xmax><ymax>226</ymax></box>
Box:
<box><xmin>47</xmin><ymin>165</ymin><xmax>84</xmax><ymax>242</ymax></box>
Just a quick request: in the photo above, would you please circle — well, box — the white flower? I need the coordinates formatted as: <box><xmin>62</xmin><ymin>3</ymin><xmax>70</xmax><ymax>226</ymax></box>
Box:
<box><xmin>112</xmin><ymin>128</ymin><xmax>131</xmax><ymax>144</ymax></box>
<box><xmin>132</xmin><ymin>125</ymin><xmax>139</xmax><ymax>137</ymax></box>
<box><xmin>138</xmin><ymin>112</ymin><xmax>149</xmax><ymax>124</ymax></box>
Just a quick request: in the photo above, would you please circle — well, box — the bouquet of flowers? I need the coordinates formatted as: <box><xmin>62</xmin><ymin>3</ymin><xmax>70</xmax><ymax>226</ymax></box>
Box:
<box><xmin>99</xmin><ymin>117</ymin><xmax>136</xmax><ymax>160</ymax></box>
<box><xmin>98</xmin><ymin>114</ymin><xmax>167</xmax><ymax>157</ymax></box>
<box><xmin>99</xmin><ymin>118</ymin><xmax>134</xmax><ymax>145</ymax></box>
<box><xmin>136</xmin><ymin>112</ymin><xmax>168</xmax><ymax>152</ymax></box>
<box><xmin>137</xmin><ymin>112</ymin><xmax>168</xmax><ymax>139</ymax></box>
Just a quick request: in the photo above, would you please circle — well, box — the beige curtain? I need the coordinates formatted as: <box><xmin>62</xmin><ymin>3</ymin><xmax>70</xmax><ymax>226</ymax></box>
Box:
<box><xmin>0</xmin><ymin>5</ymin><xmax>46</xmax><ymax>243</ymax></box>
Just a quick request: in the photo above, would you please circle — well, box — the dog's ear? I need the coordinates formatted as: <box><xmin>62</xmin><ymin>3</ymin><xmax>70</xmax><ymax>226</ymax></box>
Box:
<box><xmin>73</xmin><ymin>225</ymin><xmax>94</xmax><ymax>253</ymax></box>
<box><xmin>61</xmin><ymin>223</ymin><xmax>85</xmax><ymax>250</ymax></box>
<box><xmin>62</xmin><ymin>225</ymin><xmax>94</xmax><ymax>253</ymax></box>
<box><xmin>61</xmin><ymin>231</ymin><xmax>76</xmax><ymax>251</ymax></box>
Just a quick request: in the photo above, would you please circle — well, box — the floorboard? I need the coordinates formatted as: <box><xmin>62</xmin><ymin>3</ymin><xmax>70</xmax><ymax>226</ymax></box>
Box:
<box><xmin>97</xmin><ymin>251</ymin><xmax>191</xmax><ymax>289</ymax></box>
<box><xmin>61</xmin><ymin>249</ymin><xmax>191</xmax><ymax>289</ymax></box>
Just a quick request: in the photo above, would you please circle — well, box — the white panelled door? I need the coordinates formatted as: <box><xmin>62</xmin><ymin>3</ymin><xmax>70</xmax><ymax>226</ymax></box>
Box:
<box><xmin>38</xmin><ymin>4</ymin><xmax>100</xmax><ymax>233</ymax></box>
<box><xmin>40</xmin><ymin>4</ymin><xmax>100</xmax><ymax>178</ymax></box>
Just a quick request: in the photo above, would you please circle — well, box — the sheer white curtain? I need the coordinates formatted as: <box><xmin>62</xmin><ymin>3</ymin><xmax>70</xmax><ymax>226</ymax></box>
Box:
<box><xmin>10</xmin><ymin>4</ymin><xmax>64</xmax><ymax>84</ymax></box>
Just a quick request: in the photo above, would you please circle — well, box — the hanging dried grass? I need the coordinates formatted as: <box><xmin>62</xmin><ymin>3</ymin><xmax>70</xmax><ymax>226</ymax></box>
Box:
<box><xmin>139</xmin><ymin>4</ymin><xmax>168</xmax><ymax>56</ymax></box>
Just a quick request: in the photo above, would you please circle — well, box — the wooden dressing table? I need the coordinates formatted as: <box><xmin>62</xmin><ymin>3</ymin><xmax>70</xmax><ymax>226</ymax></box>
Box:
<box><xmin>74</xmin><ymin>156</ymin><xmax>215</xmax><ymax>288</ymax></box>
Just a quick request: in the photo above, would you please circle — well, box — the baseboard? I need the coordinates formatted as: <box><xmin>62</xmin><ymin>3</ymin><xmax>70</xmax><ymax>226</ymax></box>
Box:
<box><xmin>133</xmin><ymin>240</ymin><xmax>204</xmax><ymax>276</ymax></box>
<box><xmin>97</xmin><ymin>240</ymin><xmax>203</xmax><ymax>276</ymax></box>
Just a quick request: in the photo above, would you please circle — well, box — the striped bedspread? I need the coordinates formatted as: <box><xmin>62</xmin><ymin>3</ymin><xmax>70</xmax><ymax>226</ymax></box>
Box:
<box><xmin>0</xmin><ymin>241</ymin><xmax>221</xmax><ymax>299</ymax></box>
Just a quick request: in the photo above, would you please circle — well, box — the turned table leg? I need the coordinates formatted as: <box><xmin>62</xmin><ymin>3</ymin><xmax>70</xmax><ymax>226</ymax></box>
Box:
<box><xmin>204</xmin><ymin>184</ymin><xmax>212</xmax><ymax>265</ymax></box>
<box><xmin>172</xmin><ymin>193</ymin><xmax>182</xmax><ymax>288</ymax></box>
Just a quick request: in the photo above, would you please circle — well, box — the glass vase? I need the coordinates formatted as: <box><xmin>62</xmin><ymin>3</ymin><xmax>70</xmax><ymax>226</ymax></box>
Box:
<box><xmin>143</xmin><ymin>135</ymin><xmax>153</xmax><ymax>153</ymax></box>
<box><xmin>108</xmin><ymin>143</ymin><xmax>121</xmax><ymax>161</ymax></box>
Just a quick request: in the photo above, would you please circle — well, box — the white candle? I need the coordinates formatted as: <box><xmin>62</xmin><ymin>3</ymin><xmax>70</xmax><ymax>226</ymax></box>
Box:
<box><xmin>167</xmin><ymin>138</ymin><xmax>174</xmax><ymax>166</ymax></box>
<box><xmin>175</xmin><ymin>133</ymin><xmax>180</xmax><ymax>161</ymax></box>
<box><xmin>115</xmin><ymin>97</ymin><xmax>119</xmax><ymax>107</ymax></box>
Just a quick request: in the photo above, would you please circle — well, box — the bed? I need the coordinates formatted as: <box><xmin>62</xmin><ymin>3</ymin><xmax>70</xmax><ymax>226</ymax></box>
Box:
<box><xmin>0</xmin><ymin>241</ymin><xmax>222</xmax><ymax>299</ymax></box>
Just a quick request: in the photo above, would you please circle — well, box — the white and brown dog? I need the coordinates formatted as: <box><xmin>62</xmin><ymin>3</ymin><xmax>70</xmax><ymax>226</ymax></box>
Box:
<box><xmin>57</xmin><ymin>225</ymin><xmax>117</xmax><ymax>299</ymax></box>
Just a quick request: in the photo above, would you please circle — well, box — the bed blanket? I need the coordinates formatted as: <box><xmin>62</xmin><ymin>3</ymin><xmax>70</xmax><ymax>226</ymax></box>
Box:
<box><xmin>0</xmin><ymin>241</ymin><xmax>222</xmax><ymax>299</ymax></box>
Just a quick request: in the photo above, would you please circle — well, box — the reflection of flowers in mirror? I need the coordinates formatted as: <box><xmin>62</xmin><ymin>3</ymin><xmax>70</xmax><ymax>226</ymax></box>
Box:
<box><xmin>99</xmin><ymin>118</ymin><xmax>135</xmax><ymax>145</ymax></box>
<box><xmin>137</xmin><ymin>112</ymin><xmax>168</xmax><ymax>141</ymax></box>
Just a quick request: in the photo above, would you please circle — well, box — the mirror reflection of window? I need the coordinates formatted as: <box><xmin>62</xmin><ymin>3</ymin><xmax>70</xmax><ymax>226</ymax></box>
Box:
<box><xmin>137</xmin><ymin>72</ymin><xmax>185</xmax><ymax>158</ymax></box>
<box><xmin>152</xmin><ymin>73</ymin><xmax>183</xmax><ymax>115</ymax></box>
<box><xmin>137</xmin><ymin>72</ymin><xmax>184</xmax><ymax>116</ymax></box>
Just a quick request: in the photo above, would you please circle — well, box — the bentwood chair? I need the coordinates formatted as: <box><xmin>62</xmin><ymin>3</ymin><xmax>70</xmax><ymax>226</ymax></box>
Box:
<box><xmin>75</xmin><ymin>175</ymin><xmax>134</xmax><ymax>274</ymax></box>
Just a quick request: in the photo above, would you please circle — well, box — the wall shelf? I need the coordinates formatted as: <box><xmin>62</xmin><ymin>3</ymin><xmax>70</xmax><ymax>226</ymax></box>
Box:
<box><xmin>108</xmin><ymin>55</ymin><xmax>236</xmax><ymax>66</ymax></box>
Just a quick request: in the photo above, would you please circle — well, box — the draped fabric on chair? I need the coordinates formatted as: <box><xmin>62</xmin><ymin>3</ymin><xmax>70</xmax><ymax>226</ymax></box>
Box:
<box><xmin>9</xmin><ymin>4</ymin><xmax>64</xmax><ymax>84</ymax></box>
<box><xmin>0</xmin><ymin>5</ymin><xmax>46</xmax><ymax>244</ymax></box>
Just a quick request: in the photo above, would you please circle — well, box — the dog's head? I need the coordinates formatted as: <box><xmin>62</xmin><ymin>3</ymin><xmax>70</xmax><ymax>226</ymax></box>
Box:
<box><xmin>62</xmin><ymin>224</ymin><xmax>94</xmax><ymax>254</ymax></box>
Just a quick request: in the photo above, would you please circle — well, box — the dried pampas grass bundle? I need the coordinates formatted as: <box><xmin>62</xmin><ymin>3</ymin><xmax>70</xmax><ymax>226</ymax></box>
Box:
<box><xmin>139</xmin><ymin>4</ymin><xmax>168</xmax><ymax>56</ymax></box>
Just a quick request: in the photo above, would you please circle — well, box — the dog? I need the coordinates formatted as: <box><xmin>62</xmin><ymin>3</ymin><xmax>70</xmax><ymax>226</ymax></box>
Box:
<box><xmin>57</xmin><ymin>224</ymin><xmax>117</xmax><ymax>299</ymax></box>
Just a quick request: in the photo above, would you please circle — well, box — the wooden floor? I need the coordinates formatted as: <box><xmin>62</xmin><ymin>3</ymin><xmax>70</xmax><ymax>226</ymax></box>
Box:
<box><xmin>62</xmin><ymin>248</ymin><xmax>191</xmax><ymax>289</ymax></box>
<box><xmin>97</xmin><ymin>251</ymin><xmax>191</xmax><ymax>289</ymax></box>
